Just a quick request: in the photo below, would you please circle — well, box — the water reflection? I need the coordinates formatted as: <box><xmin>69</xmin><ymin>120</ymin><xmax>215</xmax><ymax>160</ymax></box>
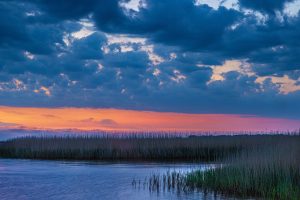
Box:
<box><xmin>0</xmin><ymin>159</ymin><xmax>231</xmax><ymax>200</ymax></box>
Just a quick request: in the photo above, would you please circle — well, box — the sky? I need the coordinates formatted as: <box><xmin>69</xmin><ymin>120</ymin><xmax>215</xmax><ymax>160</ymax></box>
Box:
<box><xmin>0</xmin><ymin>0</ymin><xmax>300</xmax><ymax>132</ymax></box>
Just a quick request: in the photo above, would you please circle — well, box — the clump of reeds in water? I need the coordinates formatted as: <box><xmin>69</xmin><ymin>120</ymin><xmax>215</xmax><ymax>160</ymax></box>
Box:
<box><xmin>132</xmin><ymin>171</ymin><xmax>190</xmax><ymax>195</ymax></box>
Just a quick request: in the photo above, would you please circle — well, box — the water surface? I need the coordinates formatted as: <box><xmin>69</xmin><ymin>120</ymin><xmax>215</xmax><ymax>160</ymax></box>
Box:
<box><xmin>0</xmin><ymin>159</ymin><xmax>232</xmax><ymax>200</ymax></box>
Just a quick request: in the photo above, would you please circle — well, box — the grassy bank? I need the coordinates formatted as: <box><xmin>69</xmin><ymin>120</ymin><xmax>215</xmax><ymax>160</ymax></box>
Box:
<box><xmin>186</xmin><ymin>136</ymin><xmax>300</xmax><ymax>199</ymax></box>
<box><xmin>0</xmin><ymin>134</ymin><xmax>297</xmax><ymax>161</ymax></box>
<box><xmin>1</xmin><ymin>134</ymin><xmax>300</xmax><ymax>199</ymax></box>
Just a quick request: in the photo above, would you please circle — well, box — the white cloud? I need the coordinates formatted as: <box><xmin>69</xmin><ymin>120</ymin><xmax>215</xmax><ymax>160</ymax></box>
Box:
<box><xmin>194</xmin><ymin>0</ymin><xmax>238</xmax><ymax>10</ymax></box>
<box><xmin>171</xmin><ymin>70</ymin><xmax>186</xmax><ymax>83</ymax></box>
<box><xmin>152</xmin><ymin>68</ymin><xmax>161</xmax><ymax>77</ymax></box>
<box><xmin>208</xmin><ymin>60</ymin><xmax>300</xmax><ymax>94</ymax></box>
<box><xmin>256</xmin><ymin>75</ymin><xmax>300</xmax><ymax>94</ymax></box>
<box><xmin>119</xmin><ymin>0</ymin><xmax>146</xmax><ymax>12</ymax></box>
<box><xmin>106</xmin><ymin>34</ymin><xmax>146</xmax><ymax>44</ymax></box>
<box><xmin>71</xmin><ymin>28</ymin><xmax>95</xmax><ymax>39</ymax></box>
<box><xmin>209</xmin><ymin>60</ymin><xmax>254</xmax><ymax>82</ymax></box>
<box><xmin>140</xmin><ymin>45</ymin><xmax>164</xmax><ymax>65</ymax></box>
<box><xmin>24</xmin><ymin>51</ymin><xmax>35</xmax><ymax>60</ymax></box>
<box><xmin>0</xmin><ymin>79</ymin><xmax>27</xmax><ymax>92</ymax></box>
<box><xmin>284</xmin><ymin>0</ymin><xmax>300</xmax><ymax>17</ymax></box>
<box><xmin>105</xmin><ymin>34</ymin><xmax>164</xmax><ymax>65</ymax></box>
<box><xmin>34</xmin><ymin>86</ymin><xmax>51</xmax><ymax>96</ymax></box>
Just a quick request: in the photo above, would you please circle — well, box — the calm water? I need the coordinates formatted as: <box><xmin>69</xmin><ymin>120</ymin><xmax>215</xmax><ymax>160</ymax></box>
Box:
<box><xmin>0</xmin><ymin>159</ymin><xmax>233</xmax><ymax>200</ymax></box>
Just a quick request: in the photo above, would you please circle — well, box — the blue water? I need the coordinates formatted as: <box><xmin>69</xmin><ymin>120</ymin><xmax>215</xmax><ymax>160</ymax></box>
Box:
<box><xmin>0</xmin><ymin>159</ymin><xmax>233</xmax><ymax>200</ymax></box>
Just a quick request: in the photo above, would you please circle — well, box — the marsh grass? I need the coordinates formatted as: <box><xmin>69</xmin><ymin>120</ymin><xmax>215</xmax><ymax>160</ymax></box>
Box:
<box><xmin>111</xmin><ymin>134</ymin><xmax>300</xmax><ymax>199</ymax></box>
<box><xmin>1</xmin><ymin>133</ymin><xmax>300</xmax><ymax>199</ymax></box>
<box><xmin>0</xmin><ymin>134</ymin><xmax>297</xmax><ymax>161</ymax></box>
<box><xmin>186</xmin><ymin>137</ymin><xmax>300</xmax><ymax>199</ymax></box>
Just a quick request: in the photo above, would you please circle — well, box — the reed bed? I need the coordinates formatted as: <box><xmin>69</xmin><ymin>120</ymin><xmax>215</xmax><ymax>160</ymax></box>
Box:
<box><xmin>124</xmin><ymin>134</ymin><xmax>299</xmax><ymax>199</ymax></box>
<box><xmin>1</xmin><ymin>133</ymin><xmax>299</xmax><ymax>199</ymax></box>
<box><xmin>0</xmin><ymin>134</ymin><xmax>298</xmax><ymax>161</ymax></box>
<box><xmin>186</xmin><ymin>137</ymin><xmax>300</xmax><ymax>199</ymax></box>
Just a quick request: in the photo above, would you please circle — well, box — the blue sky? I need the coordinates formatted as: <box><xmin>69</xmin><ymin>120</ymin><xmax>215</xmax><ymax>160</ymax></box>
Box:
<box><xmin>0</xmin><ymin>0</ymin><xmax>300</xmax><ymax>119</ymax></box>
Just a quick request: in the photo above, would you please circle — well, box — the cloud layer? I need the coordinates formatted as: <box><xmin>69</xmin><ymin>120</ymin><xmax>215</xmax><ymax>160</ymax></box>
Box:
<box><xmin>0</xmin><ymin>0</ymin><xmax>300</xmax><ymax>119</ymax></box>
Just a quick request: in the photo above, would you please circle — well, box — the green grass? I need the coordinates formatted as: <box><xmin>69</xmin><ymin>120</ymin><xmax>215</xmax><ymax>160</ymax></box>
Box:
<box><xmin>186</xmin><ymin>137</ymin><xmax>300</xmax><ymax>199</ymax></box>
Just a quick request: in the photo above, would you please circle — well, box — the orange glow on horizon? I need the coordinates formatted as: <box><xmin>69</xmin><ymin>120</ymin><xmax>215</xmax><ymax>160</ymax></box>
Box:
<box><xmin>0</xmin><ymin>106</ymin><xmax>299</xmax><ymax>132</ymax></box>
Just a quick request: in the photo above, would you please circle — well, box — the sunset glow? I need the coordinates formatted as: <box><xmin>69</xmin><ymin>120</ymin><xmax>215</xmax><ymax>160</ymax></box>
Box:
<box><xmin>0</xmin><ymin>106</ymin><xmax>299</xmax><ymax>132</ymax></box>
<box><xmin>1</xmin><ymin>1</ymin><xmax>300</xmax><ymax>199</ymax></box>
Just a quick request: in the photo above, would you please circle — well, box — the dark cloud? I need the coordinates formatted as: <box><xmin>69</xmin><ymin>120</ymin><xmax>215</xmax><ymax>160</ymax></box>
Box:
<box><xmin>102</xmin><ymin>51</ymin><xmax>150</xmax><ymax>69</ymax></box>
<box><xmin>0</xmin><ymin>2</ymin><xmax>27</xmax><ymax>46</ymax></box>
<box><xmin>238</xmin><ymin>0</ymin><xmax>295</xmax><ymax>14</ymax></box>
<box><xmin>79</xmin><ymin>118</ymin><xmax>95</xmax><ymax>123</ymax></box>
<box><xmin>0</xmin><ymin>0</ymin><xmax>299</xmax><ymax>119</ymax></box>
<box><xmin>94</xmin><ymin>1</ymin><xmax>241</xmax><ymax>52</ymax></box>
<box><xmin>0</xmin><ymin>1</ymin><xmax>65</xmax><ymax>55</ymax></box>
<box><xmin>0</xmin><ymin>122</ymin><xmax>19</xmax><ymax>127</ymax></box>
<box><xmin>99</xmin><ymin>119</ymin><xmax>118</xmax><ymax>127</ymax></box>
<box><xmin>27</xmin><ymin>0</ymin><xmax>240</xmax><ymax>52</ymax></box>
<box><xmin>30</xmin><ymin>0</ymin><xmax>98</xmax><ymax>20</ymax></box>
<box><xmin>71</xmin><ymin>32</ymin><xmax>106</xmax><ymax>60</ymax></box>
<box><xmin>42</xmin><ymin>114</ymin><xmax>59</xmax><ymax>118</ymax></box>
<box><xmin>29</xmin><ymin>0</ymin><xmax>300</xmax><ymax>74</ymax></box>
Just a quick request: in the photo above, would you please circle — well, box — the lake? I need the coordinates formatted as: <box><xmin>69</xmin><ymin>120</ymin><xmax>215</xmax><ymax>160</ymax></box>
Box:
<box><xmin>0</xmin><ymin>159</ymin><xmax>232</xmax><ymax>200</ymax></box>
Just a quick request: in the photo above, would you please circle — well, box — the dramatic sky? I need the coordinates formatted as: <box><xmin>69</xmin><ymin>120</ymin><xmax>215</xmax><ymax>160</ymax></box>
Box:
<box><xmin>0</xmin><ymin>0</ymin><xmax>300</xmax><ymax>131</ymax></box>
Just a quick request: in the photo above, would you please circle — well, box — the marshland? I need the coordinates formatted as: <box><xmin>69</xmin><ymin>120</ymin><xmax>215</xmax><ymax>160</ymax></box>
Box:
<box><xmin>0</xmin><ymin>133</ymin><xmax>299</xmax><ymax>199</ymax></box>
<box><xmin>0</xmin><ymin>133</ymin><xmax>297</xmax><ymax>161</ymax></box>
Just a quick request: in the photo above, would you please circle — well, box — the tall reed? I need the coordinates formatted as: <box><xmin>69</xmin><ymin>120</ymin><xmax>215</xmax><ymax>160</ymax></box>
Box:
<box><xmin>1</xmin><ymin>134</ymin><xmax>298</xmax><ymax>161</ymax></box>
<box><xmin>186</xmin><ymin>137</ymin><xmax>300</xmax><ymax>199</ymax></box>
